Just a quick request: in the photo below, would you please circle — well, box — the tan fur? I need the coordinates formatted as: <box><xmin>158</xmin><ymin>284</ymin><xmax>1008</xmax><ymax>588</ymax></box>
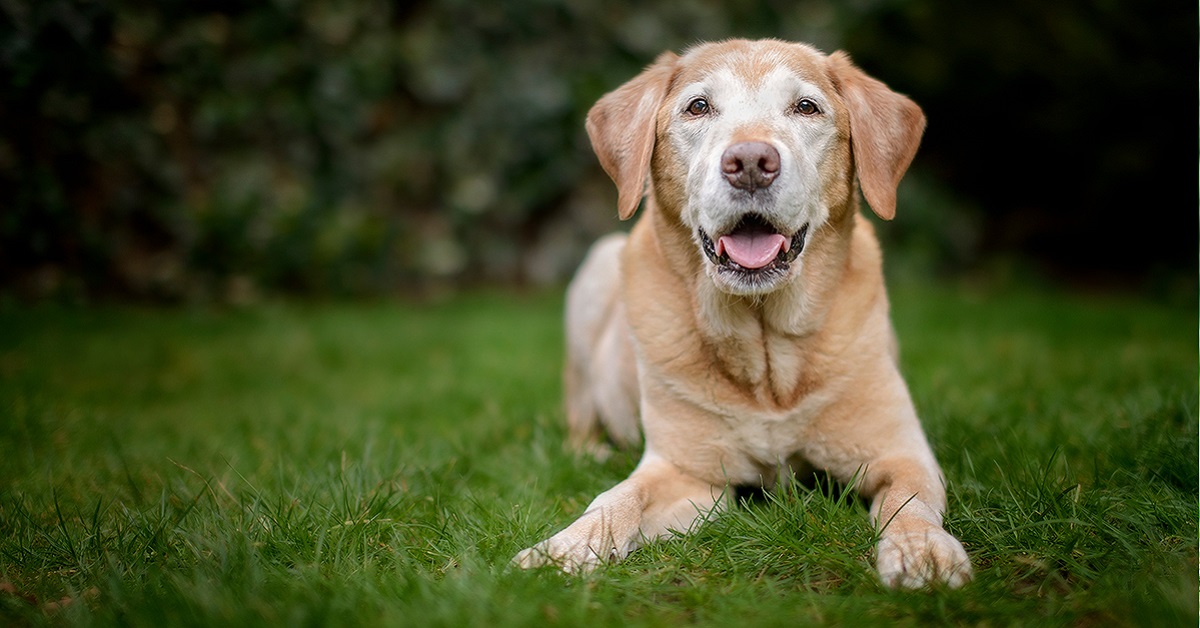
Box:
<box><xmin>515</xmin><ymin>39</ymin><xmax>972</xmax><ymax>589</ymax></box>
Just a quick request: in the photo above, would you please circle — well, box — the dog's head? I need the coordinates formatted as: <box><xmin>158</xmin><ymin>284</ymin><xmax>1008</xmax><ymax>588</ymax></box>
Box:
<box><xmin>586</xmin><ymin>39</ymin><xmax>925</xmax><ymax>295</ymax></box>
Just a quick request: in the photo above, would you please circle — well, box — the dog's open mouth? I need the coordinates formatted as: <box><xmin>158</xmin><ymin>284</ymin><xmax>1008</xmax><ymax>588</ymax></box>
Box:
<box><xmin>699</xmin><ymin>214</ymin><xmax>809</xmax><ymax>278</ymax></box>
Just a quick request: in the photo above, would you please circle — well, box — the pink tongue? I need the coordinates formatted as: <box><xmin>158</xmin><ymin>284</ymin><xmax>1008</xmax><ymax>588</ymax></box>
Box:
<box><xmin>717</xmin><ymin>232</ymin><xmax>788</xmax><ymax>269</ymax></box>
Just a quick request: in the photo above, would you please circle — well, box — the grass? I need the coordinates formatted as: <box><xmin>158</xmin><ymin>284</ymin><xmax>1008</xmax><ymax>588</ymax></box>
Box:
<box><xmin>0</xmin><ymin>281</ymin><xmax>1195</xmax><ymax>626</ymax></box>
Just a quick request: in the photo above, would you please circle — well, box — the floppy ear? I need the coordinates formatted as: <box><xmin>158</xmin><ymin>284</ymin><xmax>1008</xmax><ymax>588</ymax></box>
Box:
<box><xmin>585</xmin><ymin>52</ymin><xmax>678</xmax><ymax>220</ymax></box>
<box><xmin>828</xmin><ymin>51</ymin><xmax>925</xmax><ymax>221</ymax></box>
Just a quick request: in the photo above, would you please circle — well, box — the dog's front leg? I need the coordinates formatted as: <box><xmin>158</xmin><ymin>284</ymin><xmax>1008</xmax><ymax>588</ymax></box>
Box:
<box><xmin>859</xmin><ymin>457</ymin><xmax>973</xmax><ymax>589</ymax></box>
<box><xmin>514</xmin><ymin>451</ymin><xmax>726</xmax><ymax>573</ymax></box>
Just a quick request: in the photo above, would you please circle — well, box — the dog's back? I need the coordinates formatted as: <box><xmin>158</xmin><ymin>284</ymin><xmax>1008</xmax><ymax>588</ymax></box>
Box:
<box><xmin>564</xmin><ymin>233</ymin><xmax>639</xmax><ymax>454</ymax></box>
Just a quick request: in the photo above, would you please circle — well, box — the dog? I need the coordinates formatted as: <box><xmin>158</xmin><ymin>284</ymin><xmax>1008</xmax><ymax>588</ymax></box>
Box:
<box><xmin>514</xmin><ymin>39</ymin><xmax>972</xmax><ymax>589</ymax></box>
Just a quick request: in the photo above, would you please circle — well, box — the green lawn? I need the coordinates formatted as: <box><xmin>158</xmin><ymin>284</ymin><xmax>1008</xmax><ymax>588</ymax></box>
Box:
<box><xmin>1</xmin><ymin>283</ymin><xmax>1196</xmax><ymax>626</ymax></box>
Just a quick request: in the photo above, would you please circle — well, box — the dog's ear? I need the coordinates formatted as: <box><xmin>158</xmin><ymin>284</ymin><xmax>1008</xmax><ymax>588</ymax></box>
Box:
<box><xmin>586</xmin><ymin>52</ymin><xmax>678</xmax><ymax>220</ymax></box>
<box><xmin>828</xmin><ymin>51</ymin><xmax>925</xmax><ymax>221</ymax></box>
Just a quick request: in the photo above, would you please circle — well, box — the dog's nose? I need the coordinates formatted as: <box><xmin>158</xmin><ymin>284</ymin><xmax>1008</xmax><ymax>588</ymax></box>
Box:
<box><xmin>721</xmin><ymin>142</ymin><xmax>780</xmax><ymax>192</ymax></box>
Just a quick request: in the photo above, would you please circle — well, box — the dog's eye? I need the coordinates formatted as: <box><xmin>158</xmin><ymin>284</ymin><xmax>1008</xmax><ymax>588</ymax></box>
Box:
<box><xmin>685</xmin><ymin>98</ymin><xmax>710</xmax><ymax>116</ymax></box>
<box><xmin>794</xmin><ymin>98</ymin><xmax>821</xmax><ymax>116</ymax></box>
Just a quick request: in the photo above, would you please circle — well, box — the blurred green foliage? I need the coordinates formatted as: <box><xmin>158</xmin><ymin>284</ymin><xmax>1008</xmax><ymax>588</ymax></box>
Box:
<box><xmin>2</xmin><ymin>0</ymin><xmax>835</xmax><ymax>301</ymax></box>
<box><xmin>0</xmin><ymin>0</ymin><xmax>1192</xmax><ymax>301</ymax></box>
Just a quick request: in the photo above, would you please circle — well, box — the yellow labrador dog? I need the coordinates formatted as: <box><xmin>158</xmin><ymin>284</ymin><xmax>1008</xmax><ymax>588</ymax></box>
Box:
<box><xmin>515</xmin><ymin>39</ymin><xmax>972</xmax><ymax>589</ymax></box>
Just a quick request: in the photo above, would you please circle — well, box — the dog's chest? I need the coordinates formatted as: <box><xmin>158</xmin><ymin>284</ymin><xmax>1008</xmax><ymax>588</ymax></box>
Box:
<box><xmin>716</xmin><ymin>392</ymin><xmax>830</xmax><ymax>478</ymax></box>
<box><xmin>707</xmin><ymin>319</ymin><xmax>825</xmax><ymax>411</ymax></box>
<box><xmin>695</xmin><ymin>322</ymin><xmax>839</xmax><ymax>474</ymax></box>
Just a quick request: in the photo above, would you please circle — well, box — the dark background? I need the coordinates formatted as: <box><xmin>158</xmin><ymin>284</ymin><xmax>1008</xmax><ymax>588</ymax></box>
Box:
<box><xmin>1</xmin><ymin>0</ymin><xmax>1194</xmax><ymax>302</ymax></box>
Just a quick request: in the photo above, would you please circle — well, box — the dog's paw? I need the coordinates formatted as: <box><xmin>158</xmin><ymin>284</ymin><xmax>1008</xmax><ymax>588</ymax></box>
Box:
<box><xmin>512</xmin><ymin>535</ymin><xmax>611</xmax><ymax>574</ymax></box>
<box><xmin>876</xmin><ymin>526</ymin><xmax>972</xmax><ymax>589</ymax></box>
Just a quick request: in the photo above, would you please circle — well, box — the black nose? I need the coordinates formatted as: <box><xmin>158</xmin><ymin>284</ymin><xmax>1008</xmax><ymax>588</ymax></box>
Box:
<box><xmin>721</xmin><ymin>141</ymin><xmax>780</xmax><ymax>192</ymax></box>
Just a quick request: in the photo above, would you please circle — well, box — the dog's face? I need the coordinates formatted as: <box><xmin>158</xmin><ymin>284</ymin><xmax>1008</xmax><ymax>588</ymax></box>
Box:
<box><xmin>659</xmin><ymin>42</ymin><xmax>849</xmax><ymax>295</ymax></box>
<box><xmin>587</xmin><ymin>40</ymin><xmax>925</xmax><ymax>296</ymax></box>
